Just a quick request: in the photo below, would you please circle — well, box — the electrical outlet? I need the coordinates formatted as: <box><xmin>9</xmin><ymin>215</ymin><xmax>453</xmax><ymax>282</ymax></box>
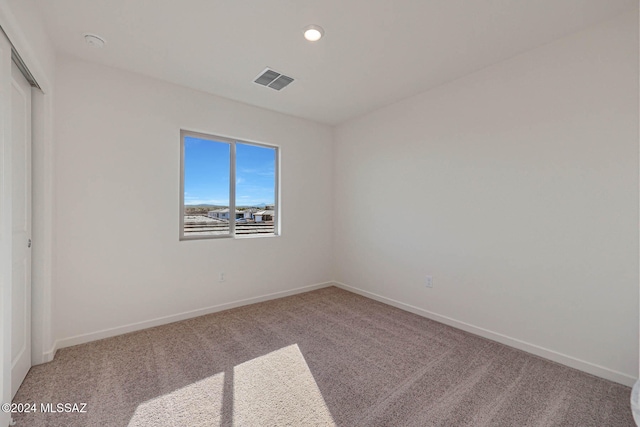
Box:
<box><xmin>425</xmin><ymin>275</ymin><xmax>433</xmax><ymax>288</ymax></box>
<box><xmin>219</xmin><ymin>272</ymin><xmax>225</xmax><ymax>282</ymax></box>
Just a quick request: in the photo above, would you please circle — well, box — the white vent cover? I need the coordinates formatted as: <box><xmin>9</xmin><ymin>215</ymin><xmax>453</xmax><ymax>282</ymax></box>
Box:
<box><xmin>254</xmin><ymin>68</ymin><xmax>294</xmax><ymax>91</ymax></box>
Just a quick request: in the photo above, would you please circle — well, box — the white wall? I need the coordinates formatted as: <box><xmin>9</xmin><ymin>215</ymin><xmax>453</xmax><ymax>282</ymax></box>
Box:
<box><xmin>334</xmin><ymin>12</ymin><xmax>639</xmax><ymax>385</ymax></box>
<box><xmin>53</xmin><ymin>57</ymin><xmax>333</xmax><ymax>346</ymax></box>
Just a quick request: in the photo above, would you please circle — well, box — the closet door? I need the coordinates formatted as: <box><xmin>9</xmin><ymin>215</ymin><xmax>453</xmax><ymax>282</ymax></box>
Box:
<box><xmin>10</xmin><ymin>58</ymin><xmax>32</xmax><ymax>399</ymax></box>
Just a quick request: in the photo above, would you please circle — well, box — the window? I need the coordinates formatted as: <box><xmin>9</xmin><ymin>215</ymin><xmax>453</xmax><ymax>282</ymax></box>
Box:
<box><xmin>180</xmin><ymin>130</ymin><xmax>279</xmax><ymax>239</ymax></box>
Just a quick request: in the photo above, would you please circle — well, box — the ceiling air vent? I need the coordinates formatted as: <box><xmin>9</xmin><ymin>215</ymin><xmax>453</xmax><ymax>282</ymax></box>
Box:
<box><xmin>254</xmin><ymin>68</ymin><xmax>294</xmax><ymax>91</ymax></box>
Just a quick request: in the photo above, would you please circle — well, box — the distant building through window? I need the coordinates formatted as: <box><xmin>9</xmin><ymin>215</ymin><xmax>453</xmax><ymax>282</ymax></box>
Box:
<box><xmin>180</xmin><ymin>130</ymin><xmax>278</xmax><ymax>239</ymax></box>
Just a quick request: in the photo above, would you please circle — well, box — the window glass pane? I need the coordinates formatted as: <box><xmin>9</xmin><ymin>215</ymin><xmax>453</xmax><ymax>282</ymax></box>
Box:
<box><xmin>235</xmin><ymin>143</ymin><xmax>276</xmax><ymax>236</ymax></box>
<box><xmin>183</xmin><ymin>136</ymin><xmax>231</xmax><ymax>237</ymax></box>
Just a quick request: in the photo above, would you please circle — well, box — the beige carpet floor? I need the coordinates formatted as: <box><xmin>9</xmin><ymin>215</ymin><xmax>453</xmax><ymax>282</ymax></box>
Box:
<box><xmin>12</xmin><ymin>286</ymin><xmax>634</xmax><ymax>426</ymax></box>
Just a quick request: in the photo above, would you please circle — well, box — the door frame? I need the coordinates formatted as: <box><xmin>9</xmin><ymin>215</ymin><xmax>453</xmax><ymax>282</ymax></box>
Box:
<box><xmin>0</xmin><ymin>27</ymin><xmax>12</xmax><ymax>427</ymax></box>
<box><xmin>0</xmin><ymin>4</ymin><xmax>54</xmax><ymax>423</ymax></box>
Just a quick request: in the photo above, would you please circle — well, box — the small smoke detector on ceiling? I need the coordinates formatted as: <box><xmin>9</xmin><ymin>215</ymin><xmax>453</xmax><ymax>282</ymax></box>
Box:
<box><xmin>83</xmin><ymin>33</ymin><xmax>106</xmax><ymax>48</ymax></box>
<box><xmin>253</xmin><ymin>68</ymin><xmax>294</xmax><ymax>91</ymax></box>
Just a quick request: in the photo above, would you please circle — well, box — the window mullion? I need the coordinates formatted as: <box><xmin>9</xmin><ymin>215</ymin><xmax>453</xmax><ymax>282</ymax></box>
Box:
<box><xmin>229</xmin><ymin>141</ymin><xmax>236</xmax><ymax>236</ymax></box>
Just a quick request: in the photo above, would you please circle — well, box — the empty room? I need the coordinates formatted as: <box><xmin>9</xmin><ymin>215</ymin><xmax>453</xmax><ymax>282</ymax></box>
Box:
<box><xmin>0</xmin><ymin>0</ymin><xmax>638</xmax><ymax>426</ymax></box>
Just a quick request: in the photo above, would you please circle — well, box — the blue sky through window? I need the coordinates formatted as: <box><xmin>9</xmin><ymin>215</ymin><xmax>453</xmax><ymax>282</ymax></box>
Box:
<box><xmin>236</xmin><ymin>142</ymin><xmax>276</xmax><ymax>207</ymax></box>
<box><xmin>184</xmin><ymin>136</ymin><xmax>275</xmax><ymax>207</ymax></box>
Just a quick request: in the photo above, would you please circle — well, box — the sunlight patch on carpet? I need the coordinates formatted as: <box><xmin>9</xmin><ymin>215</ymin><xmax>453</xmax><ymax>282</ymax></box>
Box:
<box><xmin>233</xmin><ymin>344</ymin><xmax>336</xmax><ymax>426</ymax></box>
<box><xmin>127</xmin><ymin>344</ymin><xmax>334</xmax><ymax>426</ymax></box>
<box><xmin>128</xmin><ymin>372</ymin><xmax>225</xmax><ymax>426</ymax></box>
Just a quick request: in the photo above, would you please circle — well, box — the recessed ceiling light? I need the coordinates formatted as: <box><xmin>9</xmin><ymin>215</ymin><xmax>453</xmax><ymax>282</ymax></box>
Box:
<box><xmin>83</xmin><ymin>33</ymin><xmax>106</xmax><ymax>48</ymax></box>
<box><xmin>303</xmin><ymin>25</ymin><xmax>324</xmax><ymax>42</ymax></box>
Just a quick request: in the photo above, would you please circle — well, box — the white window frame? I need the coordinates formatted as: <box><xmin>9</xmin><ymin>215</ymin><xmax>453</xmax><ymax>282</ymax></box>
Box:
<box><xmin>179</xmin><ymin>129</ymin><xmax>280</xmax><ymax>240</ymax></box>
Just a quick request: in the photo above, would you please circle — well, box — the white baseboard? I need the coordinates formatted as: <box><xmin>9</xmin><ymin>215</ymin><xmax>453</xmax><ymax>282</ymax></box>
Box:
<box><xmin>47</xmin><ymin>281</ymin><xmax>333</xmax><ymax>358</ymax></box>
<box><xmin>43</xmin><ymin>280</ymin><xmax>637</xmax><ymax>387</ymax></box>
<box><xmin>333</xmin><ymin>281</ymin><xmax>637</xmax><ymax>387</ymax></box>
<box><xmin>41</xmin><ymin>345</ymin><xmax>56</xmax><ymax>363</ymax></box>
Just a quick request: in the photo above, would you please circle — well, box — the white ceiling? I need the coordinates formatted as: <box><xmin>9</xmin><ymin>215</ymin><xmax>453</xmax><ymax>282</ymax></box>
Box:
<box><xmin>36</xmin><ymin>0</ymin><xmax>637</xmax><ymax>125</ymax></box>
